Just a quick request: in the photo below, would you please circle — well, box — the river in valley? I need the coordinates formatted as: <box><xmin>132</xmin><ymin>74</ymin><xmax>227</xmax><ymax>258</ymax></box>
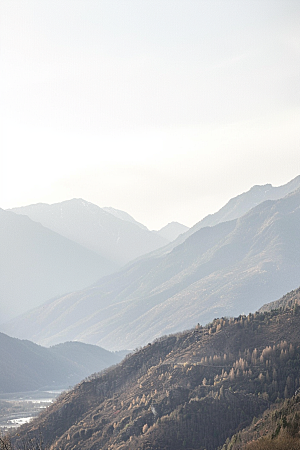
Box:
<box><xmin>0</xmin><ymin>389</ymin><xmax>63</xmax><ymax>432</ymax></box>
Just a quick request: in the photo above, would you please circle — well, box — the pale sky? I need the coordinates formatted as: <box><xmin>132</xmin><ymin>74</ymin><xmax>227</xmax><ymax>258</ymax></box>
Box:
<box><xmin>1</xmin><ymin>0</ymin><xmax>299</xmax><ymax>229</ymax></box>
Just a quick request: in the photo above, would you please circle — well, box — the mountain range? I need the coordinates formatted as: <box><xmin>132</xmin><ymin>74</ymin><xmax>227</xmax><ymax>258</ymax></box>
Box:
<box><xmin>10</xmin><ymin>296</ymin><xmax>300</xmax><ymax>450</ymax></box>
<box><xmin>3</xmin><ymin>176</ymin><xmax>300</xmax><ymax>449</ymax></box>
<box><xmin>8</xmin><ymin>199</ymin><xmax>169</xmax><ymax>266</ymax></box>
<box><xmin>3</xmin><ymin>178</ymin><xmax>300</xmax><ymax>350</ymax></box>
<box><xmin>0</xmin><ymin>332</ymin><xmax>124</xmax><ymax>393</ymax></box>
<box><xmin>0</xmin><ymin>208</ymin><xmax>117</xmax><ymax>321</ymax></box>
<box><xmin>146</xmin><ymin>174</ymin><xmax>300</xmax><ymax>255</ymax></box>
<box><xmin>1</xmin><ymin>201</ymin><xmax>185</xmax><ymax>322</ymax></box>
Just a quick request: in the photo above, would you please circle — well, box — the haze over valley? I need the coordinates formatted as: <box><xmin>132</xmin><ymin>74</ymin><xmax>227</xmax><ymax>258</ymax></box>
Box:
<box><xmin>2</xmin><ymin>178</ymin><xmax>300</xmax><ymax>448</ymax></box>
<box><xmin>1</xmin><ymin>1</ymin><xmax>300</xmax><ymax>448</ymax></box>
<box><xmin>2</xmin><ymin>176</ymin><xmax>300</xmax><ymax>351</ymax></box>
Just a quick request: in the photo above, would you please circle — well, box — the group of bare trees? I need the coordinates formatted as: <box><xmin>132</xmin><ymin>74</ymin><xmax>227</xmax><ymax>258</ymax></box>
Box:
<box><xmin>0</xmin><ymin>435</ymin><xmax>46</xmax><ymax>450</ymax></box>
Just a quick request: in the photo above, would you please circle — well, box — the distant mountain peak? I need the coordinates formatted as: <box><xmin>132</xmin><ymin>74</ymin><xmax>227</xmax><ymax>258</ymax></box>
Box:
<box><xmin>249</xmin><ymin>183</ymin><xmax>272</xmax><ymax>191</ymax></box>
<box><xmin>155</xmin><ymin>221</ymin><xmax>189</xmax><ymax>242</ymax></box>
<box><xmin>8</xmin><ymin>199</ymin><xmax>168</xmax><ymax>266</ymax></box>
<box><xmin>6</xmin><ymin>186</ymin><xmax>300</xmax><ymax>350</ymax></box>
<box><xmin>168</xmin><ymin>175</ymin><xmax>300</xmax><ymax>247</ymax></box>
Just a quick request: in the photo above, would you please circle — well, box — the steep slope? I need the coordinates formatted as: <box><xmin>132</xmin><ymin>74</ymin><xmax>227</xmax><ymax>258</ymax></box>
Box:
<box><xmin>193</xmin><ymin>175</ymin><xmax>300</xmax><ymax>231</ymax></box>
<box><xmin>223</xmin><ymin>393</ymin><xmax>300</xmax><ymax>450</ymax></box>
<box><xmin>147</xmin><ymin>175</ymin><xmax>300</xmax><ymax>256</ymax></box>
<box><xmin>155</xmin><ymin>221</ymin><xmax>189</xmax><ymax>242</ymax></box>
<box><xmin>259</xmin><ymin>286</ymin><xmax>300</xmax><ymax>313</ymax></box>
<box><xmin>4</xmin><ymin>188</ymin><xmax>300</xmax><ymax>350</ymax></box>
<box><xmin>0</xmin><ymin>209</ymin><xmax>116</xmax><ymax>322</ymax></box>
<box><xmin>0</xmin><ymin>333</ymin><xmax>122</xmax><ymax>393</ymax></box>
<box><xmin>8</xmin><ymin>199</ymin><xmax>168</xmax><ymax>266</ymax></box>
<box><xmin>11</xmin><ymin>306</ymin><xmax>300</xmax><ymax>450</ymax></box>
<box><xmin>102</xmin><ymin>206</ymin><xmax>148</xmax><ymax>230</ymax></box>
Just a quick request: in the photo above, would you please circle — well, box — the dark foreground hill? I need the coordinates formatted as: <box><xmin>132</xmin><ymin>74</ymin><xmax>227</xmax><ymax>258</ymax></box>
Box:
<box><xmin>0</xmin><ymin>208</ymin><xmax>116</xmax><ymax>321</ymax></box>
<box><xmin>0</xmin><ymin>333</ymin><xmax>123</xmax><ymax>393</ymax></box>
<box><xmin>11</xmin><ymin>301</ymin><xmax>300</xmax><ymax>450</ymax></box>
<box><xmin>223</xmin><ymin>393</ymin><xmax>300</xmax><ymax>450</ymax></box>
<box><xmin>4</xmin><ymin>187</ymin><xmax>300</xmax><ymax>349</ymax></box>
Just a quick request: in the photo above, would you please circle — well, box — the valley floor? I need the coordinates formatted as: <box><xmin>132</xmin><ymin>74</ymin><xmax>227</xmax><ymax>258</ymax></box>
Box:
<box><xmin>0</xmin><ymin>390</ymin><xmax>60</xmax><ymax>433</ymax></box>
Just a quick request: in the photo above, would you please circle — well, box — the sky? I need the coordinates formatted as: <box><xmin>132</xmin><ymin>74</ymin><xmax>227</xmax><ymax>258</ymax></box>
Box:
<box><xmin>0</xmin><ymin>0</ymin><xmax>299</xmax><ymax>230</ymax></box>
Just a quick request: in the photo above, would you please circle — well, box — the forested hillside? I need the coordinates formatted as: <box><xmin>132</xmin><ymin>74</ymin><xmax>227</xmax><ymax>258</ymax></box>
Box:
<box><xmin>223</xmin><ymin>393</ymin><xmax>300</xmax><ymax>449</ymax></box>
<box><xmin>259</xmin><ymin>286</ymin><xmax>300</xmax><ymax>313</ymax></box>
<box><xmin>11</xmin><ymin>299</ymin><xmax>300</xmax><ymax>450</ymax></box>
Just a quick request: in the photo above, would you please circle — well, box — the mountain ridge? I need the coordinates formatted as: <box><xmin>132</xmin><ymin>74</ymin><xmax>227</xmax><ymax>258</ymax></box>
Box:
<box><xmin>102</xmin><ymin>206</ymin><xmax>148</xmax><ymax>230</ymax></box>
<box><xmin>155</xmin><ymin>221</ymin><xmax>189</xmax><ymax>242</ymax></box>
<box><xmin>0</xmin><ymin>332</ymin><xmax>123</xmax><ymax>393</ymax></box>
<box><xmin>8</xmin><ymin>198</ymin><xmax>169</xmax><ymax>266</ymax></box>
<box><xmin>10</xmin><ymin>300</ymin><xmax>300</xmax><ymax>450</ymax></box>
<box><xmin>4</xmin><ymin>187</ymin><xmax>300</xmax><ymax>350</ymax></box>
<box><xmin>0</xmin><ymin>208</ymin><xmax>116</xmax><ymax>322</ymax></box>
<box><xmin>143</xmin><ymin>175</ymin><xmax>300</xmax><ymax>259</ymax></box>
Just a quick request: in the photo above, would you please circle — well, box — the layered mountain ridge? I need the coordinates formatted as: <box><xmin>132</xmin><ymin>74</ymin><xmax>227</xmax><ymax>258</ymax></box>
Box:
<box><xmin>0</xmin><ymin>333</ymin><xmax>124</xmax><ymax>393</ymax></box>
<box><xmin>0</xmin><ymin>208</ymin><xmax>116</xmax><ymax>321</ymax></box>
<box><xmin>1</xmin><ymin>200</ymin><xmax>173</xmax><ymax>322</ymax></box>
<box><xmin>4</xmin><ymin>185</ymin><xmax>300</xmax><ymax>350</ymax></box>
<box><xmin>8</xmin><ymin>199</ymin><xmax>169</xmax><ymax>266</ymax></box>
<box><xmin>148</xmin><ymin>174</ymin><xmax>300</xmax><ymax>256</ymax></box>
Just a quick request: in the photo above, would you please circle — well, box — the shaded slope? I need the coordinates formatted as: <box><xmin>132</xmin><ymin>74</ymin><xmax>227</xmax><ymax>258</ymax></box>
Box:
<box><xmin>49</xmin><ymin>341</ymin><xmax>123</xmax><ymax>378</ymax></box>
<box><xmin>11</xmin><ymin>306</ymin><xmax>300</xmax><ymax>450</ymax></box>
<box><xmin>0</xmin><ymin>334</ymin><xmax>122</xmax><ymax>393</ymax></box>
<box><xmin>9</xmin><ymin>199</ymin><xmax>168</xmax><ymax>266</ymax></box>
<box><xmin>4</xmin><ymin>188</ymin><xmax>300</xmax><ymax>350</ymax></box>
<box><xmin>0</xmin><ymin>209</ymin><xmax>116</xmax><ymax>321</ymax></box>
<box><xmin>223</xmin><ymin>393</ymin><xmax>300</xmax><ymax>450</ymax></box>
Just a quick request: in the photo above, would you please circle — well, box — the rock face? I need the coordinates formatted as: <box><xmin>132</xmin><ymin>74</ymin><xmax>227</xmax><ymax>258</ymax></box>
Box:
<box><xmin>4</xmin><ymin>188</ymin><xmax>300</xmax><ymax>350</ymax></box>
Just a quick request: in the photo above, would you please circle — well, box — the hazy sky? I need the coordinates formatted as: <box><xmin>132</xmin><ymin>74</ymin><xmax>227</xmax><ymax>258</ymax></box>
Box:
<box><xmin>1</xmin><ymin>0</ymin><xmax>299</xmax><ymax>229</ymax></box>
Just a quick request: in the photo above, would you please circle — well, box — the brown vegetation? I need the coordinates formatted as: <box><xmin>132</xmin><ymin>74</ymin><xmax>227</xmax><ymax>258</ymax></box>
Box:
<box><xmin>8</xmin><ymin>305</ymin><xmax>300</xmax><ymax>450</ymax></box>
